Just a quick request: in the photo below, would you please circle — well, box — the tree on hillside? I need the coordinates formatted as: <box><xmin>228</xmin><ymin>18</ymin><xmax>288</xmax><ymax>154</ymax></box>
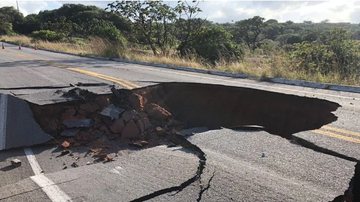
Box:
<box><xmin>174</xmin><ymin>0</ymin><xmax>204</xmax><ymax>57</ymax></box>
<box><xmin>291</xmin><ymin>28</ymin><xmax>360</xmax><ymax>76</ymax></box>
<box><xmin>19</xmin><ymin>14</ymin><xmax>41</xmax><ymax>35</ymax></box>
<box><xmin>263</xmin><ymin>19</ymin><xmax>283</xmax><ymax>40</ymax></box>
<box><xmin>234</xmin><ymin>16</ymin><xmax>265</xmax><ymax>51</ymax></box>
<box><xmin>0</xmin><ymin>21</ymin><xmax>14</xmax><ymax>35</ymax></box>
<box><xmin>185</xmin><ymin>26</ymin><xmax>243</xmax><ymax>64</ymax></box>
<box><xmin>108</xmin><ymin>0</ymin><xmax>177</xmax><ymax>55</ymax></box>
<box><xmin>0</xmin><ymin>6</ymin><xmax>24</xmax><ymax>34</ymax></box>
<box><xmin>25</xmin><ymin>4</ymin><xmax>130</xmax><ymax>40</ymax></box>
<box><xmin>107</xmin><ymin>0</ymin><xmax>203</xmax><ymax>56</ymax></box>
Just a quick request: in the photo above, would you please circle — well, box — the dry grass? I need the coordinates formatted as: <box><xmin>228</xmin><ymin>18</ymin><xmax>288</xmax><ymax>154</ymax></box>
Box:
<box><xmin>121</xmin><ymin>51</ymin><xmax>204</xmax><ymax>69</ymax></box>
<box><xmin>1</xmin><ymin>35</ymin><xmax>358</xmax><ymax>86</ymax></box>
<box><xmin>0</xmin><ymin>35</ymin><xmax>110</xmax><ymax>55</ymax></box>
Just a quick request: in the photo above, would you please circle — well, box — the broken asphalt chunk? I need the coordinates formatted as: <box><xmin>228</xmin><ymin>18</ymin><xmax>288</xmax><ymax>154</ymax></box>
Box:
<box><xmin>100</xmin><ymin>104</ymin><xmax>125</xmax><ymax>120</ymax></box>
<box><xmin>60</xmin><ymin>129</ymin><xmax>79</xmax><ymax>137</ymax></box>
<box><xmin>129</xmin><ymin>140</ymin><xmax>149</xmax><ymax>148</ymax></box>
<box><xmin>63</xmin><ymin>119</ymin><xmax>94</xmax><ymax>128</ymax></box>
<box><xmin>10</xmin><ymin>159</ymin><xmax>22</xmax><ymax>167</ymax></box>
<box><xmin>56</xmin><ymin>150</ymin><xmax>70</xmax><ymax>157</ymax></box>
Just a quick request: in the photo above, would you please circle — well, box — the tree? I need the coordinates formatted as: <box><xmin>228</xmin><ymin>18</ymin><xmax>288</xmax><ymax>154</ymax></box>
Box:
<box><xmin>263</xmin><ymin>19</ymin><xmax>283</xmax><ymax>40</ymax></box>
<box><xmin>291</xmin><ymin>28</ymin><xmax>360</xmax><ymax>76</ymax></box>
<box><xmin>174</xmin><ymin>0</ymin><xmax>203</xmax><ymax>57</ymax></box>
<box><xmin>88</xmin><ymin>20</ymin><xmax>127</xmax><ymax>46</ymax></box>
<box><xmin>0</xmin><ymin>21</ymin><xmax>14</xmax><ymax>35</ymax></box>
<box><xmin>0</xmin><ymin>6</ymin><xmax>24</xmax><ymax>34</ymax></box>
<box><xmin>108</xmin><ymin>0</ymin><xmax>177</xmax><ymax>55</ymax></box>
<box><xmin>184</xmin><ymin>26</ymin><xmax>243</xmax><ymax>64</ymax></box>
<box><xmin>234</xmin><ymin>16</ymin><xmax>265</xmax><ymax>51</ymax></box>
<box><xmin>18</xmin><ymin>14</ymin><xmax>41</xmax><ymax>35</ymax></box>
<box><xmin>30</xmin><ymin>30</ymin><xmax>66</xmax><ymax>42</ymax></box>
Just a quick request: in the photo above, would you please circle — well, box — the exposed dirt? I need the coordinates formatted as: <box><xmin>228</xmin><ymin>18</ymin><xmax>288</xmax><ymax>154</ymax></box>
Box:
<box><xmin>28</xmin><ymin>82</ymin><xmax>347</xmax><ymax>201</ymax></box>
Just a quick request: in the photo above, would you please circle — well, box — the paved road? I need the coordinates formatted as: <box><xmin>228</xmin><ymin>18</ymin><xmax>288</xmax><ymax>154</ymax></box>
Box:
<box><xmin>0</xmin><ymin>43</ymin><xmax>359</xmax><ymax>201</ymax></box>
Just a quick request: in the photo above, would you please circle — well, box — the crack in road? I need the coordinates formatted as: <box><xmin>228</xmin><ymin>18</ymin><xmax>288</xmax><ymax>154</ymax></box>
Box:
<box><xmin>197</xmin><ymin>171</ymin><xmax>215</xmax><ymax>202</ymax></box>
<box><xmin>291</xmin><ymin>136</ymin><xmax>358</xmax><ymax>162</ymax></box>
<box><xmin>0</xmin><ymin>82</ymin><xmax>108</xmax><ymax>91</ymax></box>
<box><xmin>130</xmin><ymin>133</ymin><xmax>207</xmax><ymax>202</ymax></box>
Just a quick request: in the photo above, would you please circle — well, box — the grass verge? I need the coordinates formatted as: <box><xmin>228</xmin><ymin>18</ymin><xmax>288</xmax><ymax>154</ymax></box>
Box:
<box><xmin>1</xmin><ymin>35</ymin><xmax>359</xmax><ymax>86</ymax></box>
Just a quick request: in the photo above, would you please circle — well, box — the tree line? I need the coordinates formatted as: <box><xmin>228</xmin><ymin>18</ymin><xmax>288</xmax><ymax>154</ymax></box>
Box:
<box><xmin>1</xmin><ymin>1</ymin><xmax>359</xmax><ymax>78</ymax></box>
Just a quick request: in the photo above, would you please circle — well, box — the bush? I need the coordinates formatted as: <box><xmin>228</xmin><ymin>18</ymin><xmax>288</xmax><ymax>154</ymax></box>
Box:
<box><xmin>184</xmin><ymin>26</ymin><xmax>243</xmax><ymax>64</ymax></box>
<box><xmin>30</xmin><ymin>30</ymin><xmax>66</xmax><ymax>42</ymax></box>
<box><xmin>0</xmin><ymin>21</ymin><xmax>14</xmax><ymax>35</ymax></box>
<box><xmin>290</xmin><ymin>29</ymin><xmax>360</xmax><ymax>77</ymax></box>
<box><xmin>88</xmin><ymin>20</ymin><xmax>127</xmax><ymax>47</ymax></box>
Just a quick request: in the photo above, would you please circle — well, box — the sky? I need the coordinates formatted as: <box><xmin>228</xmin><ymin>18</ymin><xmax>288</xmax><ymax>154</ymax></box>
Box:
<box><xmin>0</xmin><ymin>0</ymin><xmax>360</xmax><ymax>23</ymax></box>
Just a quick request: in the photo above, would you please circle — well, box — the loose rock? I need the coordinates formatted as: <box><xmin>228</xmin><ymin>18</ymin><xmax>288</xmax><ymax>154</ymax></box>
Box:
<box><xmin>10</xmin><ymin>159</ymin><xmax>22</xmax><ymax>167</ymax></box>
<box><xmin>110</xmin><ymin>118</ymin><xmax>125</xmax><ymax>134</ymax></box>
<box><xmin>145</xmin><ymin>103</ymin><xmax>172</xmax><ymax>121</ymax></box>
<box><xmin>128</xmin><ymin>93</ymin><xmax>145</xmax><ymax>111</ymax></box>
<box><xmin>121</xmin><ymin>120</ymin><xmax>141</xmax><ymax>140</ymax></box>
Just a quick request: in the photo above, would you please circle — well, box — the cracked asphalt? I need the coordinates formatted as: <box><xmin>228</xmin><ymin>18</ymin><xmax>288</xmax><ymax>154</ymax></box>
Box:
<box><xmin>0</xmin><ymin>43</ymin><xmax>359</xmax><ymax>201</ymax></box>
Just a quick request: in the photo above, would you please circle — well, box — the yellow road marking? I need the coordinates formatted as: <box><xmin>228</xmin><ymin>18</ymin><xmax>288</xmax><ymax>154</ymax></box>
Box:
<box><xmin>313</xmin><ymin>129</ymin><xmax>360</xmax><ymax>144</ymax></box>
<box><xmin>67</xmin><ymin>67</ymin><xmax>140</xmax><ymax>89</ymax></box>
<box><xmin>67</xmin><ymin>68</ymin><xmax>360</xmax><ymax>145</ymax></box>
<box><xmin>3</xmin><ymin>47</ymin><xmax>360</xmax><ymax>144</ymax></box>
<box><xmin>321</xmin><ymin>125</ymin><xmax>360</xmax><ymax>138</ymax></box>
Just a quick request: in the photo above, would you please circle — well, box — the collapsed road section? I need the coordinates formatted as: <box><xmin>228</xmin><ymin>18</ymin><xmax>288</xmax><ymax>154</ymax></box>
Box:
<box><xmin>1</xmin><ymin>82</ymin><xmax>358</xmax><ymax>201</ymax></box>
<box><xmin>0</xmin><ymin>93</ymin><xmax>52</xmax><ymax>151</ymax></box>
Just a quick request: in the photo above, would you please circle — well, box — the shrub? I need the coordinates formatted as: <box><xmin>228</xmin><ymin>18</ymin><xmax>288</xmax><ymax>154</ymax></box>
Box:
<box><xmin>184</xmin><ymin>26</ymin><xmax>243</xmax><ymax>64</ymax></box>
<box><xmin>89</xmin><ymin>20</ymin><xmax>127</xmax><ymax>47</ymax></box>
<box><xmin>30</xmin><ymin>30</ymin><xmax>66</xmax><ymax>42</ymax></box>
<box><xmin>290</xmin><ymin>29</ymin><xmax>360</xmax><ymax>77</ymax></box>
<box><xmin>0</xmin><ymin>21</ymin><xmax>14</xmax><ymax>35</ymax></box>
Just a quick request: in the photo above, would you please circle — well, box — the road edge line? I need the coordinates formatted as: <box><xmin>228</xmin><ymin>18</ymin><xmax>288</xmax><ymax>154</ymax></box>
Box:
<box><xmin>30</xmin><ymin>174</ymin><xmax>72</xmax><ymax>202</ymax></box>
<box><xmin>24</xmin><ymin>148</ymin><xmax>72</xmax><ymax>202</ymax></box>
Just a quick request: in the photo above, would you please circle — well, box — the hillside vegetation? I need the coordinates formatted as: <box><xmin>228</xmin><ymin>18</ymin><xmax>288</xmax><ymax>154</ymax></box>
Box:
<box><xmin>0</xmin><ymin>1</ymin><xmax>359</xmax><ymax>85</ymax></box>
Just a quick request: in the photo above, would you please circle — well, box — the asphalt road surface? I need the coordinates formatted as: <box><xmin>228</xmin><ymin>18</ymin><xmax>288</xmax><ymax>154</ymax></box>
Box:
<box><xmin>0</xmin><ymin>43</ymin><xmax>359</xmax><ymax>202</ymax></box>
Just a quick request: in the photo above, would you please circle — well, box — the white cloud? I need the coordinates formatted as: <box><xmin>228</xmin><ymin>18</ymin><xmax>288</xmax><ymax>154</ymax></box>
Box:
<box><xmin>0</xmin><ymin>0</ymin><xmax>359</xmax><ymax>23</ymax></box>
<box><xmin>0</xmin><ymin>0</ymin><xmax>63</xmax><ymax>15</ymax></box>
<box><xmin>198</xmin><ymin>1</ymin><xmax>360</xmax><ymax>23</ymax></box>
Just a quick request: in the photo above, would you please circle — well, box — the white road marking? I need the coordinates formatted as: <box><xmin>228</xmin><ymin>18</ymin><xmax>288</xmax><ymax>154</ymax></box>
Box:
<box><xmin>23</xmin><ymin>148</ymin><xmax>44</xmax><ymax>175</ymax></box>
<box><xmin>31</xmin><ymin>174</ymin><xmax>72</xmax><ymax>202</ymax></box>
<box><xmin>0</xmin><ymin>94</ymin><xmax>8</xmax><ymax>150</ymax></box>
<box><xmin>24</xmin><ymin>148</ymin><xmax>72</xmax><ymax>202</ymax></box>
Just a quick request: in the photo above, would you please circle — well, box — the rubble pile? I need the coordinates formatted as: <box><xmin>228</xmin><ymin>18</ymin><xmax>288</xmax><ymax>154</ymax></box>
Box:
<box><xmin>30</xmin><ymin>88</ymin><xmax>186</xmax><ymax>163</ymax></box>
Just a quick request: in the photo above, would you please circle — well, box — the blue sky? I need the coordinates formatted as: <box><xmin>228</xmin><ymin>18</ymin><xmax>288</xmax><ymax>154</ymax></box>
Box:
<box><xmin>1</xmin><ymin>1</ymin><xmax>360</xmax><ymax>23</ymax></box>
